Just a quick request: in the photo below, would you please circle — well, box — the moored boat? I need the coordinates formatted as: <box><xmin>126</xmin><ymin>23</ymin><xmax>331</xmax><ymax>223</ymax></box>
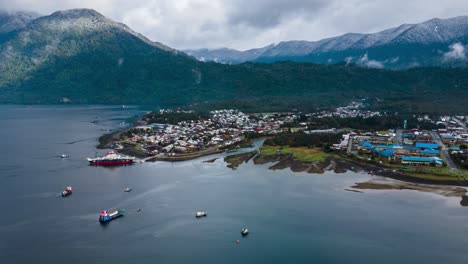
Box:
<box><xmin>62</xmin><ymin>186</ymin><xmax>72</xmax><ymax>197</ymax></box>
<box><xmin>99</xmin><ymin>209</ymin><xmax>124</xmax><ymax>223</ymax></box>
<box><xmin>195</xmin><ymin>211</ymin><xmax>207</xmax><ymax>217</ymax></box>
<box><xmin>87</xmin><ymin>151</ymin><xmax>135</xmax><ymax>166</ymax></box>
<box><xmin>241</xmin><ymin>228</ymin><xmax>249</xmax><ymax>236</ymax></box>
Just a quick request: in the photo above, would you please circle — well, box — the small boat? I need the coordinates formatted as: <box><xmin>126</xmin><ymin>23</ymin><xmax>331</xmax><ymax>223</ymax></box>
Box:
<box><xmin>61</xmin><ymin>154</ymin><xmax>69</xmax><ymax>158</ymax></box>
<box><xmin>195</xmin><ymin>211</ymin><xmax>207</xmax><ymax>218</ymax></box>
<box><xmin>99</xmin><ymin>209</ymin><xmax>124</xmax><ymax>223</ymax></box>
<box><xmin>124</xmin><ymin>188</ymin><xmax>132</xmax><ymax>192</ymax></box>
<box><xmin>241</xmin><ymin>228</ymin><xmax>249</xmax><ymax>236</ymax></box>
<box><xmin>62</xmin><ymin>186</ymin><xmax>72</xmax><ymax>197</ymax></box>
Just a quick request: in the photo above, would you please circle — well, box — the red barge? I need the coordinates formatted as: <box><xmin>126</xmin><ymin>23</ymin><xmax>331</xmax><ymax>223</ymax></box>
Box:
<box><xmin>87</xmin><ymin>151</ymin><xmax>135</xmax><ymax>166</ymax></box>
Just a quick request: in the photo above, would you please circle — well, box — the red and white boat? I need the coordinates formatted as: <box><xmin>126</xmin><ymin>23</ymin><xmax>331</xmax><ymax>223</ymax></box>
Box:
<box><xmin>87</xmin><ymin>151</ymin><xmax>135</xmax><ymax>166</ymax></box>
<box><xmin>62</xmin><ymin>186</ymin><xmax>72</xmax><ymax>197</ymax></box>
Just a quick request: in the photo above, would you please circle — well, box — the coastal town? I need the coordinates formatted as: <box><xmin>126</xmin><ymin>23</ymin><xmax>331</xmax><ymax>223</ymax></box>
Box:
<box><xmin>105</xmin><ymin>102</ymin><xmax>468</xmax><ymax>178</ymax></box>
<box><xmin>113</xmin><ymin>109</ymin><xmax>296</xmax><ymax>159</ymax></box>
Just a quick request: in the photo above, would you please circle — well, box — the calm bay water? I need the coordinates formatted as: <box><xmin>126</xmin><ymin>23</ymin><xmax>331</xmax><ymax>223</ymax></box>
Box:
<box><xmin>1</xmin><ymin>105</ymin><xmax>468</xmax><ymax>264</ymax></box>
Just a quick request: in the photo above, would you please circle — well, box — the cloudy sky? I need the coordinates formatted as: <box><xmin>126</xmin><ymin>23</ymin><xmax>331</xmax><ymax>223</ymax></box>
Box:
<box><xmin>1</xmin><ymin>0</ymin><xmax>468</xmax><ymax>50</ymax></box>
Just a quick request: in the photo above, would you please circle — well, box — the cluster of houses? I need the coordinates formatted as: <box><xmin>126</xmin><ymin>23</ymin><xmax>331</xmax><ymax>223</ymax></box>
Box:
<box><xmin>437</xmin><ymin>116</ymin><xmax>468</xmax><ymax>167</ymax></box>
<box><xmin>309</xmin><ymin>101</ymin><xmax>381</xmax><ymax>119</ymax></box>
<box><xmin>123</xmin><ymin>110</ymin><xmax>299</xmax><ymax>155</ymax></box>
<box><xmin>121</xmin><ymin>106</ymin><xmax>468</xmax><ymax>169</ymax></box>
<box><xmin>156</xmin><ymin>109</ymin><xmax>195</xmax><ymax>115</ymax></box>
<box><xmin>437</xmin><ymin>117</ymin><xmax>468</xmax><ymax>147</ymax></box>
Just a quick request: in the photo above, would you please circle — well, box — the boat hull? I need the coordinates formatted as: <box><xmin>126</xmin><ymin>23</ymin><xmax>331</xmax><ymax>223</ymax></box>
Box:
<box><xmin>99</xmin><ymin>210</ymin><xmax>124</xmax><ymax>223</ymax></box>
<box><xmin>89</xmin><ymin>160</ymin><xmax>133</xmax><ymax>166</ymax></box>
<box><xmin>87</xmin><ymin>151</ymin><xmax>135</xmax><ymax>166</ymax></box>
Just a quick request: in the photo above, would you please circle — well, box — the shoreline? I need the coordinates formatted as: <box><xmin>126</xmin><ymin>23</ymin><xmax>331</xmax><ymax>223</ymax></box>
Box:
<box><xmin>148</xmin><ymin>148</ymin><xmax>225</xmax><ymax>162</ymax></box>
<box><xmin>97</xmin><ymin>129</ymin><xmax>127</xmax><ymax>149</ymax></box>
<box><xmin>224</xmin><ymin>150</ymin><xmax>468</xmax><ymax>187</ymax></box>
<box><xmin>96</xmin><ymin>118</ymin><xmax>467</xmax><ymax>188</ymax></box>
<box><xmin>350</xmin><ymin>178</ymin><xmax>467</xmax><ymax>206</ymax></box>
<box><xmin>97</xmin><ymin>125</ymin><xmax>263</xmax><ymax>161</ymax></box>
<box><xmin>223</xmin><ymin>150</ymin><xmax>468</xmax><ymax>205</ymax></box>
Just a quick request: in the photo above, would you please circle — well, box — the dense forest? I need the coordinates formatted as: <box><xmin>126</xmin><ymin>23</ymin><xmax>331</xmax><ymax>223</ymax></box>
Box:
<box><xmin>264</xmin><ymin>133</ymin><xmax>343</xmax><ymax>148</ymax></box>
<box><xmin>3</xmin><ymin>58</ymin><xmax>468</xmax><ymax>114</ymax></box>
<box><xmin>143</xmin><ymin>111</ymin><xmax>209</xmax><ymax>125</ymax></box>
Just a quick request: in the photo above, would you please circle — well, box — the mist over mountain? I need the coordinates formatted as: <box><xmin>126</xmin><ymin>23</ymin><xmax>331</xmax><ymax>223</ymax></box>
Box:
<box><xmin>184</xmin><ymin>44</ymin><xmax>276</xmax><ymax>64</ymax></box>
<box><xmin>0</xmin><ymin>10</ymin><xmax>39</xmax><ymax>34</ymax></box>
<box><xmin>0</xmin><ymin>8</ymin><xmax>467</xmax><ymax>114</ymax></box>
<box><xmin>185</xmin><ymin>16</ymin><xmax>468</xmax><ymax>69</ymax></box>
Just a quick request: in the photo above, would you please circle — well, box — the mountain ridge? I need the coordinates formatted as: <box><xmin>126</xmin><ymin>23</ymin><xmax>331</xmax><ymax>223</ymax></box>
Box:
<box><xmin>0</xmin><ymin>8</ymin><xmax>467</xmax><ymax>114</ymax></box>
<box><xmin>185</xmin><ymin>16</ymin><xmax>468</xmax><ymax>68</ymax></box>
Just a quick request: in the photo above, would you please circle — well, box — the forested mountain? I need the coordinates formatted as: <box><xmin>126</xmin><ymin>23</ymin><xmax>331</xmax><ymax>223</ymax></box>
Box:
<box><xmin>0</xmin><ymin>9</ymin><xmax>467</xmax><ymax>114</ymax></box>
<box><xmin>186</xmin><ymin>16</ymin><xmax>468</xmax><ymax>69</ymax></box>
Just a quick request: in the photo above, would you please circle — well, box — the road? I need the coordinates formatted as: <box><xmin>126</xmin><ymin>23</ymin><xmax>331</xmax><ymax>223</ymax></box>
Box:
<box><xmin>452</xmin><ymin>117</ymin><xmax>467</xmax><ymax>130</ymax></box>
<box><xmin>430</xmin><ymin>131</ymin><xmax>457</xmax><ymax>171</ymax></box>
<box><xmin>347</xmin><ymin>135</ymin><xmax>353</xmax><ymax>153</ymax></box>
<box><xmin>395</xmin><ymin>129</ymin><xmax>403</xmax><ymax>145</ymax></box>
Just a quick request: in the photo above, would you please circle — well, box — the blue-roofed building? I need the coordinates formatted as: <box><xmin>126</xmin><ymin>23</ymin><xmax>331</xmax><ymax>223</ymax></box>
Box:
<box><xmin>415</xmin><ymin>142</ymin><xmax>439</xmax><ymax>149</ymax></box>
<box><xmin>358</xmin><ymin>141</ymin><xmax>374</xmax><ymax>150</ymax></box>
<box><xmin>401</xmin><ymin>156</ymin><xmax>443</xmax><ymax>166</ymax></box>
<box><xmin>357</xmin><ymin>141</ymin><xmax>397</xmax><ymax>160</ymax></box>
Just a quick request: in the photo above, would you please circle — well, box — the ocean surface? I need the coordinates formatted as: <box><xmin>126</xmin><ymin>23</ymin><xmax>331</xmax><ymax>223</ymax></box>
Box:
<box><xmin>1</xmin><ymin>105</ymin><xmax>468</xmax><ymax>264</ymax></box>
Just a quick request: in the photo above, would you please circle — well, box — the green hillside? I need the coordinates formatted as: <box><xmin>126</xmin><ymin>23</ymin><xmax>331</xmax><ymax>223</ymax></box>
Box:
<box><xmin>0</xmin><ymin>9</ymin><xmax>467</xmax><ymax>114</ymax></box>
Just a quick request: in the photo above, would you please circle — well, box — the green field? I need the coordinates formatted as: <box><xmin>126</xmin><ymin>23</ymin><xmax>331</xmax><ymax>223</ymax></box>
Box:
<box><xmin>260</xmin><ymin>145</ymin><xmax>331</xmax><ymax>162</ymax></box>
<box><xmin>403</xmin><ymin>166</ymin><xmax>468</xmax><ymax>180</ymax></box>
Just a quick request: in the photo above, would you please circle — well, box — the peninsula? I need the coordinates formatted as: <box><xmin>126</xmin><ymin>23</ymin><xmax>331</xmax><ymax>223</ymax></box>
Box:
<box><xmin>98</xmin><ymin>102</ymin><xmax>468</xmax><ymax>186</ymax></box>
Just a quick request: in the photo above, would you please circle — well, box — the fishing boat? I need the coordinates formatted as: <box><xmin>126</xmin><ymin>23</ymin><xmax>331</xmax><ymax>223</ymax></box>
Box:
<box><xmin>99</xmin><ymin>209</ymin><xmax>124</xmax><ymax>223</ymax></box>
<box><xmin>241</xmin><ymin>228</ymin><xmax>249</xmax><ymax>236</ymax></box>
<box><xmin>61</xmin><ymin>186</ymin><xmax>72</xmax><ymax>197</ymax></box>
<box><xmin>195</xmin><ymin>211</ymin><xmax>207</xmax><ymax>217</ymax></box>
<box><xmin>61</xmin><ymin>153</ymin><xmax>69</xmax><ymax>158</ymax></box>
<box><xmin>124</xmin><ymin>188</ymin><xmax>132</xmax><ymax>192</ymax></box>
